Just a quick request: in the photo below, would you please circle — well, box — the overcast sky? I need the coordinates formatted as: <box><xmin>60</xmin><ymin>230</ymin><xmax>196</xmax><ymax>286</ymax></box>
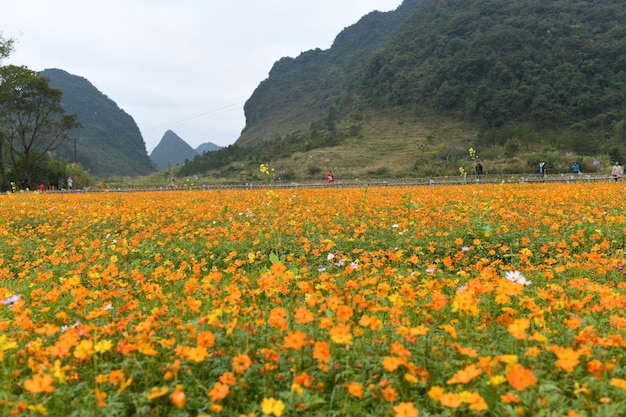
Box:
<box><xmin>1</xmin><ymin>1</ymin><xmax>403</xmax><ymax>153</ymax></box>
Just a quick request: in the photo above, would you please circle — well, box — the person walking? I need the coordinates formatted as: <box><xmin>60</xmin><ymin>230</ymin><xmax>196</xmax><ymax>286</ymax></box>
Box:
<box><xmin>67</xmin><ymin>176</ymin><xmax>73</xmax><ymax>190</ymax></box>
<box><xmin>611</xmin><ymin>162</ymin><xmax>622</xmax><ymax>181</ymax></box>
<box><xmin>539</xmin><ymin>162</ymin><xmax>546</xmax><ymax>177</ymax></box>
<box><xmin>475</xmin><ymin>161</ymin><xmax>483</xmax><ymax>177</ymax></box>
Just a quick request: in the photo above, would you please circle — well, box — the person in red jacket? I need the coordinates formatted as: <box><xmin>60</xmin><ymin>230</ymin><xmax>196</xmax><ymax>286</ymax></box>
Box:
<box><xmin>327</xmin><ymin>171</ymin><xmax>335</xmax><ymax>183</ymax></box>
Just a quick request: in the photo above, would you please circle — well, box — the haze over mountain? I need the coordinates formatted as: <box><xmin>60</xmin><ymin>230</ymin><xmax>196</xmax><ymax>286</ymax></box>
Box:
<box><xmin>196</xmin><ymin>142</ymin><xmax>221</xmax><ymax>154</ymax></box>
<box><xmin>41</xmin><ymin>69</ymin><xmax>155</xmax><ymax>177</ymax></box>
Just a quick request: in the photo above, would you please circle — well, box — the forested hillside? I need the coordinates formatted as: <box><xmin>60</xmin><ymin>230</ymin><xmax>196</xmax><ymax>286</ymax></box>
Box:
<box><xmin>344</xmin><ymin>0</ymin><xmax>626</xmax><ymax>152</ymax></box>
<box><xmin>42</xmin><ymin>69</ymin><xmax>155</xmax><ymax>177</ymax></box>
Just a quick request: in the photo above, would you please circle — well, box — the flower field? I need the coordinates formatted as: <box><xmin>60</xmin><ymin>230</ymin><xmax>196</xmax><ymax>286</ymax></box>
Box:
<box><xmin>1</xmin><ymin>183</ymin><xmax>626</xmax><ymax>417</ymax></box>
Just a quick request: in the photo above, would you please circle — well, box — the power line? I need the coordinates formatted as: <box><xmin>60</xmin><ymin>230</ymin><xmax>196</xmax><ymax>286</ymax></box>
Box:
<box><xmin>143</xmin><ymin>98</ymin><xmax>246</xmax><ymax>132</ymax></box>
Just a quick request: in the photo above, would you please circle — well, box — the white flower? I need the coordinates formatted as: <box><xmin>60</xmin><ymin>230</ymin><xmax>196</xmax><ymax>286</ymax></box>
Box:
<box><xmin>1</xmin><ymin>294</ymin><xmax>20</xmax><ymax>308</ymax></box>
<box><xmin>350</xmin><ymin>262</ymin><xmax>358</xmax><ymax>270</ymax></box>
<box><xmin>327</xmin><ymin>253</ymin><xmax>335</xmax><ymax>261</ymax></box>
<box><xmin>505</xmin><ymin>270</ymin><xmax>531</xmax><ymax>286</ymax></box>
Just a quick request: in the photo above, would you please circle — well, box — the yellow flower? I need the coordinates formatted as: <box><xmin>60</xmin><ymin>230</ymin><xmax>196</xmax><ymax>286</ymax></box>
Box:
<box><xmin>290</xmin><ymin>383</ymin><xmax>303</xmax><ymax>395</ymax></box>
<box><xmin>94</xmin><ymin>340</ymin><xmax>113</xmax><ymax>353</ymax></box>
<box><xmin>0</xmin><ymin>334</ymin><xmax>17</xmax><ymax>351</ymax></box>
<box><xmin>260</xmin><ymin>397</ymin><xmax>285</xmax><ymax>416</ymax></box>
<box><xmin>28</xmin><ymin>404</ymin><xmax>48</xmax><ymax>415</ymax></box>
<box><xmin>73</xmin><ymin>340</ymin><xmax>94</xmax><ymax>360</ymax></box>
<box><xmin>487</xmin><ymin>375</ymin><xmax>506</xmax><ymax>386</ymax></box>
<box><xmin>574</xmin><ymin>382</ymin><xmax>590</xmax><ymax>395</ymax></box>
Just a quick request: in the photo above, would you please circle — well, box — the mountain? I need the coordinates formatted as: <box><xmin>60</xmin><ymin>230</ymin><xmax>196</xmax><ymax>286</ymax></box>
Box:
<box><xmin>238</xmin><ymin>0</ymin><xmax>421</xmax><ymax>146</ymax></box>
<box><xmin>343</xmin><ymin>0</ymin><xmax>626</xmax><ymax>150</ymax></box>
<box><xmin>41</xmin><ymin>69</ymin><xmax>155</xmax><ymax>177</ymax></box>
<box><xmin>150</xmin><ymin>130</ymin><xmax>199</xmax><ymax>169</ymax></box>
<box><xmin>180</xmin><ymin>0</ymin><xmax>626</xmax><ymax>180</ymax></box>
<box><xmin>196</xmin><ymin>142</ymin><xmax>221</xmax><ymax>153</ymax></box>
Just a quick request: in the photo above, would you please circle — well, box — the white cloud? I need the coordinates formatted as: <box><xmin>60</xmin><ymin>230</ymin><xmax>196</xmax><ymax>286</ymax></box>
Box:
<box><xmin>1</xmin><ymin>0</ymin><xmax>403</xmax><ymax>153</ymax></box>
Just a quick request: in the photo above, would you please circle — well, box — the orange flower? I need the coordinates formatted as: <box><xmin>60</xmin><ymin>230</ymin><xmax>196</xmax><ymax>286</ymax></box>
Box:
<box><xmin>24</xmin><ymin>373</ymin><xmax>55</xmax><ymax>394</ymax></box>
<box><xmin>393</xmin><ymin>401</ymin><xmax>419</xmax><ymax>417</ymax></box>
<box><xmin>452</xmin><ymin>343</ymin><xmax>478</xmax><ymax>357</ymax></box>
<box><xmin>447</xmin><ymin>364</ymin><xmax>482</xmax><ymax>384</ymax></box>
<box><xmin>261</xmin><ymin>348</ymin><xmax>280</xmax><ymax>364</ymax></box>
<box><xmin>329</xmin><ymin>323</ymin><xmax>352</xmax><ymax>345</ymax></box>
<box><xmin>427</xmin><ymin>385</ymin><xmax>444</xmax><ymax>402</ymax></box>
<box><xmin>336</xmin><ymin>305</ymin><xmax>353</xmax><ymax>322</ymax></box>
<box><xmin>439</xmin><ymin>324</ymin><xmax>457</xmax><ymax>339</ymax></box>
<box><xmin>95</xmin><ymin>388</ymin><xmax>107</xmax><ymax>407</ymax></box>
<box><xmin>73</xmin><ymin>339</ymin><xmax>94</xmax><ymax>360</ymax></box>
<box><xmin>232</xmin><ymin>353</ymin><xmax>252</xmax><ymax>374</ymax></box>
<box><xmin>107</xmin><ymin>370</ymin><xmax>126</xmax><ymax>385</ymax></box>
<box><xmin>170</xmin><ymin>384</ymin><xmax>186</xmax><ymax>408</ymax></box>
<box><xmin>116</xmin><ymin>377</ymin><xmax>133</xmax><ymax>395</ymax></box>
<box><xmin>463</xmin><ymin>391</ymin><xmax>488</xmax><ymax>411</ymax></box>
<box><xmin>390</xmin><ymin>340</ymin><xmax>411</xmax><ymax>358</ymax></box>
<box><xmin>270</xmin><ymin>261</ymin><xmax>287</xmax><ymax>276</ymax></box>
<box><xmin>294</xmin><ymin>371</ymin><xmax>313</xmax><ymax>388</ymax></box>
<box><xmin>146</xmin><ymin>386</ymin><xmax>169</xmax><ymax>400</ymax></box>
<box><xmin>439</xmin><ymin>392</ymin><xmax>462</xmax><ymax>408</ymax></box>
<box><xmin>219</xmin><ymin>371</ymin><xmax>237</xmax><ymax>386</ymax></box>
<box><xmin>197</xmin><ymin>330</ymin><xmax>216</xmax><ymax>348</ymax></box>
<box><xmin>564</xmin><ymin>316</ymin><xmax>582</xmax><ymax>330</ymax></box>
<box><xmin>294</xmin><ymin>306</ymin><xmax>314</xmax><ymax>324</ymax></box>
<box><xmin>268</xmin><ymin>307</ymin><xmax>288</xmax><ymax>331</ymax></box>
<box><xmin>507</xmin><ymin>318</ymin><xmax>530</xmax><ymax>340</ymax></box>
<box><xmin>506</xmin><ymin>363</ymin><xmax>536</xmax><ymax>391</ymax></box>
<box><xmin>345</xmin><ymin>381</ymin><xmax>364</xmax><ymax>398</ymax></box>
<box><xmin>382</xmin><ymin>386</ymin><xmax>397</xmax><ymax>402</ymax></box>
<box><xmin>312</xmin><ymin>341</ymin><xmax>330</xmax><ymax>364</ymax></box>
<box><xmin>501</xmin><ymin>392</ymin><xmax>520</xmax><ymax>403</ymax></box>
<box><xmin>208</xmin><ymin>381</ymin><xmax>230</xmax><ymax>402</ymax></box>
<box><xmin>187</xmin><ymin>346</ymin><xmax>209</xmax><ymax>362</ymax></box>
<box><xmin>610</xmin><ymin>378</ymin><xmax>626</xmax><ymax>390</ymax></box>
<box><xmin>283</xmin><ymin>330</ymin><xmax>308</xmax><ymax>350</ymax></box>
<box><xmin>382</xmin><ymin>356</ymin><xmax>405</xmax><ymax>372</ymax></box>
<box><xmin>552</xmin><ymin>346</ymin><xmax>581</xmax><ymax>373</ymax></box>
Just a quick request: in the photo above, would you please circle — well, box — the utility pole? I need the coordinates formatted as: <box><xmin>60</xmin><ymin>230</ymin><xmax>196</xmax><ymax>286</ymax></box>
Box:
<box><xmin>73</xmin><ymin>137</ymin><xmax>79</xmax><ymax>163</ymax></box>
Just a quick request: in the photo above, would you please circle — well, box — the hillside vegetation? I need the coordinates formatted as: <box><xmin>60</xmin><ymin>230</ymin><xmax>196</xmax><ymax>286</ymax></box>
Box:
<box><xmin>179</xmin><ymin>0</ymin><xmax>626</xmax><ymax>181</ymax></box>
<box><xmin>42</xmin><ymin>69</ymin><xmax>155</xmax><ymax>177</ymax></box>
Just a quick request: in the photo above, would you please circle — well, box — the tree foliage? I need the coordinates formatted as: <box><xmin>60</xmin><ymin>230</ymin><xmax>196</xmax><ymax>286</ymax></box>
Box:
<box><xmin>0</xmin><ymin>65</ymin><xmax>81</xmax><ymax>188</ymax></box>
<box><xmin>345</xmin><ymin>0</ymin><xmax>626</xmax><ymax>141</ymax></box>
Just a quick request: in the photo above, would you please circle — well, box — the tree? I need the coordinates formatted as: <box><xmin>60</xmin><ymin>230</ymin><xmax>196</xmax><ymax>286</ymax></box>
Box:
<box><xmin>0</xmin><ymin>34</ymin><xmax>13</xmax><ymax>61</ymax></box>
<box><xmin>0</xmin><ymin>65</ymin><xmax>81</xmax><ymax>188</ymax></box>
<box><xmin>0</xmin><ymin>34</ymin><xmax>14</xmax><ymax>189</ymax></box>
